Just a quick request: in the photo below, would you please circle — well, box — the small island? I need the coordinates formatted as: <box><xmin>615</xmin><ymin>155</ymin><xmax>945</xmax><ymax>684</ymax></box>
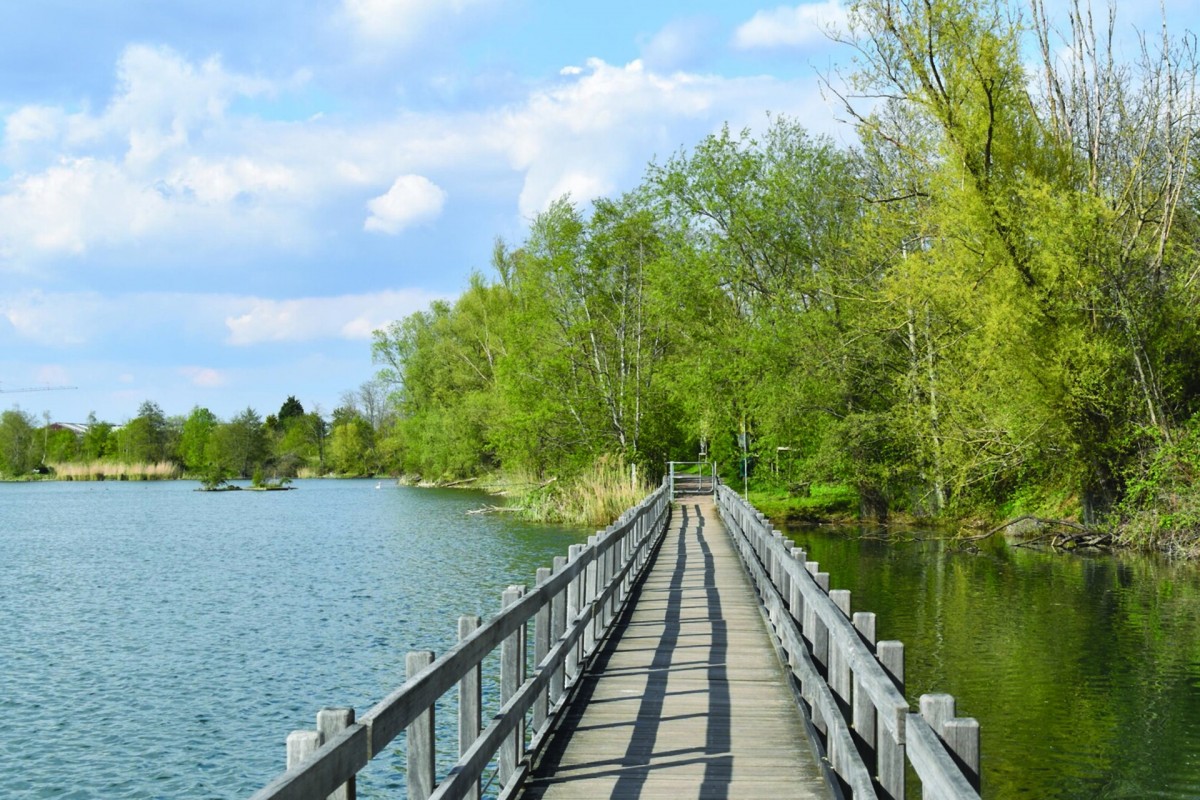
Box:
<box><xmin>197</xmin><ymin>466</ymin><xmax>294</xmax><ymax>492</ymax></box>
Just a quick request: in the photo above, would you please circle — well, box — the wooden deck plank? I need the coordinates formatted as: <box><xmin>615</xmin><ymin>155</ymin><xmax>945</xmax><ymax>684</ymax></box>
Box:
<box><xmin>519</xmin><ymin>497</ymin><xmax>830</xmax><ymax>800</ymax></box>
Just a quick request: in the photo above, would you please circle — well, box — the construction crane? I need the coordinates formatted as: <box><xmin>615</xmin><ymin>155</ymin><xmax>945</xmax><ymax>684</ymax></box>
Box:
<box><xmin>0</xmin><ymin>384</ymin><xmax>77</xmax><ymax>393</ymax></box>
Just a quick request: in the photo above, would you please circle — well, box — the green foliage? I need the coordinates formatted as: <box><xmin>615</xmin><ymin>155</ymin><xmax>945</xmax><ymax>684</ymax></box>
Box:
<box><xmin>369</xmin><ymin>28</ymin><xmax>1200</xmax><ymax>544</ymax></box>
<box><xmin>25</xmin><ymin>0</ymin><xmax>1194</xmax><ymax>547</ymax></box>
<box><xmin>749</xmin><ymin>484</ymin><xmax>860</xmax><ymax>521</ymax></box>
<box><xmin>0</xmin><ymin>408</ymin><xmax>37</xmax><ymax>476</ymax></box>
<box><xmin>278</xmin><ymin>395</ymin><xmax>304</xmax><ymax>422</ymax></box>
<box><xmin>198</xmin><ymin>462</ymin><xmax>233</xmax><ymax>491</ymax></box>
<box><xmin>115</xmin><ymin>400</ymin><xmax>172</xmax><ymax>464</ymax></box>
<box><xmin>205</xmin><ymin>407</ymin><xmax>266</xmax><ymax>478</ymax></box>
<box><xmin>178</xmin><ymin>406</ymin><xmax>218</xmax><ymax>472</ymax></box>
<box><xmin>1115</xmin><ymin>421</ymin><xmax>1200</xmax><ymax>549</ymax></box>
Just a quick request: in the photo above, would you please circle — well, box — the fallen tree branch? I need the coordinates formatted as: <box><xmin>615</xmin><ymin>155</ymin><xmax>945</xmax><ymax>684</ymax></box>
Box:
<box><xmin>466</xmin><ymin>504</ymin><xmax>521</xmax><ymax>515</ymax></box>
<box><xmin>961</xmin><ymin>515</ymin><xmax>1095</xmax><ymax>542</ymax></box>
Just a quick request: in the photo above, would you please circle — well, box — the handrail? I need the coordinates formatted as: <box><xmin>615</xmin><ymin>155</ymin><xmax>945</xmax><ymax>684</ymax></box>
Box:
<box><xmin>248</xmin><ymin>481</ymin><xmax>673</xmax><ymax>800</ymax></box>
<box><xmin>667</xmin><ymin>461</ymin><xmax>716</xmax><ymax>498</ymax></box>
<box><xmin>715</xmin><ymin>483</ymin><xmax>981</xmax><ymax>799</ymax></box>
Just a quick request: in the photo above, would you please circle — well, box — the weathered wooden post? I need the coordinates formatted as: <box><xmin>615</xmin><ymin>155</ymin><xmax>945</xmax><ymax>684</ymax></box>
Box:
<box><xmin>566</xmin><ymin>544</ymin><xmax>584</xmax><ymax>680</ymax></box>
<box><xmin>583</xmin><ymin>535</ymin><xmax>599</xmax><ymax>654</ymax></box>
<box><xmin>605</xmin><ymin>531</ymin><xmax>618</xmax><ymax>624</ymax></box>
<box><xmin>852</xmin><ymin>612</ymin><xmax>878</xmax><ymax>776</ymax></box>
<box><xmin>533</xmin><ymin>567</ymin><xmax>553</xmax><ymax>733</ymax></box>
<box><xmin>918</xmin><ymin>694</ymin><xmax>980</xmax><ymax>796</ymax></box>
<box><xmin>551</xmin><ymin>555</ymin><xmax>568</xmax><ymax>705</ymax></box>
<box><xmin>942</xmin><ymin>717</ymin><xmax>981</xmax><ymax>792</ymax></box>
<box><xmin>458</xmin><ymin>615</ymin><xmax>481</xmax><ymax>800</ymax></box>
<box><xmin>405</xmin><ymin>651</ymin><xmax>436</xmax><ymax>800</ymax></box>
<box><xmin>286</xmin><ymin>729</ymin><xmax>320</xmax><ymax>769</ymax></box>
<box><xmin>919</xmin><ymin>694</ymin><xmax>954</xmax><ymax>733</ymax></box>
<box><xmin>811</xmin><ymin>569</ymin><xmax>830</xmax><ymax>671</ymax></box>
<box><xmin>773</xmin><ymin>532</ymin><xmax>790</xmax><ymax>611</ymax></box>
<box><xmin>317</xmin><ymin>707</ymin><xmax>356</xmax><ymax>800</ymax></box>
<box><xmin>802</xmin><ymin>561</ymin><xmax>820</xmax><ymax>645</ymax></box>
<box><xmin>829</xmin><ymin>590</ymin><xmax>853</xmax><ymax>710</ymax></box>
<box><xmin>789</xmin><ymin>547</ymin><xmax>806</xmax><ymax>623</ymax></box>
<box><xmin>500</xmin><ymin>585</ymin><xmax>526</xmax><ymax>785</ymax></box>
<box><xmin>877</xmin><ymin>640</ymin><xmax>906</xmax><ymax>800</ymax></box>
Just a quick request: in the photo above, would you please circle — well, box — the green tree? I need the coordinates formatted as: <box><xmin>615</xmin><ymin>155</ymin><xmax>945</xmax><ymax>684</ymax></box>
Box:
<box><xmin>116</xmin><ymin>400</ymin><xmax>171</xmax><ymax>463</ymax></box>
<box><xmin>207</xmin><ymin>407</ymin><xmax>267</xmax><ymax>478</ymax></box>
<box><xmin>0</xmin><ymin>408</ymin><xmax>37</xmax><ymax>476</ymax></box>
<box><xmin>278</xmin><ymin>395</ymin><xmax>305</xmax><ymax>423</ymax></box>
<box><xmin>81</xmin><ymin>412</ymin><xmax>113</xmax><ymax>460</ymax></box>
<box><xmin>178</xmin><ymin>407</ymin><xmax>218</xmax><ymax>472</ymax></box>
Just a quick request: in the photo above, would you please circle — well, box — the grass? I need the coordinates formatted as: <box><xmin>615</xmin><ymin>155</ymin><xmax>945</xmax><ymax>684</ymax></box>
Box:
<box><xmin>526</xmin><ymin>457</ymin><xmax>651</xmax><ymax>528</ymax></box>
<box><xmin>49</xmin><ymin>461</ymin><xmax>182</xmax><ymax>481</ymax></box>
<box><xmin>475</xmin><ymin>457</ymin><xmax>651</xmax><ymax>528</ymax></box>
<box><xmin>747</xmin><ymin>483</ymin><xmax>859</xmax><ymax>523</ymax></box>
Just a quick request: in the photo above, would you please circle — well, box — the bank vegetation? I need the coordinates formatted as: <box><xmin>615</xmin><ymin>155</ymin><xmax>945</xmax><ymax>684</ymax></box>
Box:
<box><xmin>6</xmin><ymin>1</ymin><xmax>1200</xmax><ymax>545</ymax></box>
<box><xmin>370</xmin><ymin>0</ymin><xmax>1200</xmax><ymax>548</ymax></box>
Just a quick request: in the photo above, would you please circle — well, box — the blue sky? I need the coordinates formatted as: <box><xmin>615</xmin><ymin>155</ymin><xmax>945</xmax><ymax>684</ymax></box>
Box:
<box><xmin>0</xmin><ymin>0</ymin><xmax>1195</xmax><ymax>424</ymax></box>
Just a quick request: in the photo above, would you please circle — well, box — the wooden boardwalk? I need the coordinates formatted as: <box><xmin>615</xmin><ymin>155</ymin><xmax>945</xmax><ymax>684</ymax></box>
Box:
<box><xmin>519</xmin><ymin>496</ymin><xmax>831</xmax><ymax>800</ymax></box>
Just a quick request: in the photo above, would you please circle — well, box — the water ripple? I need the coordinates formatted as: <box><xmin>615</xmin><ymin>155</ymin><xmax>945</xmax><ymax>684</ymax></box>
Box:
<box><xmin>1</xmin><ymin>479</ymin><xmax>586</xmax><ymax>799</ymax></box>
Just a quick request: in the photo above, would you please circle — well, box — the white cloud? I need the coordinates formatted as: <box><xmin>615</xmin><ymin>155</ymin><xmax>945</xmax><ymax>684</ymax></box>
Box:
<box><xmin>364</xmin><ymin>174</ymin><xmax>447</xmax><ymax>234</ymax></box>
<box><xmin>223</xmin><ymin>289</ymin><xmax>448</xmax><ymax>345</ymax></box>
<box><xmin>0</xmin><ymin>45</ymin><xmax>839</xmax><ymax>270</ymax></box>
<box><xmin>733</xmin><ymin>1</ymin><xmax>848</xmax><ymax>50</ymax></box>
<box><xmin>496</xmin><ymin>57</ymin><xmax>836</xmax><ymax>216</ymax></box>
<box><xmin>2</xmin><ymin>289</ymin><xmax>101</xmax><ymax>345</ymax></box>
<box><xmin>341</xmin><ymin>0</ymin><xmax>495</xmax><ymax>46</ymax></box>
<box><xmin>640</xmin><ymin>18</ymin><xmax>718</xmax><ymax>72</ymax></box>
<box><xmin>0</xmin><ymin>46</ymin><xmax>299</xmax><ymax>268</ymax></box>
<box><xmin>180</xmin><ymin>366</ymin><xmax>228</xmax><ymax>388</ymax></box>
<box><xmin>0</xmin><ymin>288</ymin><xmax>448</xmax><ymax>349</ymax></box>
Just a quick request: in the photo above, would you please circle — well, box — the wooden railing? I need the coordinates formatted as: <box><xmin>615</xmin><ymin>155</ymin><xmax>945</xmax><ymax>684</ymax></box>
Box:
<box><xmin>715</xmin><ymin>484</ymin><xmax>981</xmax><ymax>800</ymax></box>
<box><xmin>248</xmin><ymin>482</ymin><xmax>672</xmax><ymax>800</ymax></box>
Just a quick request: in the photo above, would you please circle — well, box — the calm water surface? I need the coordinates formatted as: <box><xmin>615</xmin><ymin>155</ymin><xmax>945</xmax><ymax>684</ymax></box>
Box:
<box><xmin>1</xmin><ymin>480</ymin><xmax>587</xmax><ymax>799</ymax></box>
<box><xmin>786</xmin><ymin>525</ymin><xmax>1200</xmax><ymax>799</ymax></box>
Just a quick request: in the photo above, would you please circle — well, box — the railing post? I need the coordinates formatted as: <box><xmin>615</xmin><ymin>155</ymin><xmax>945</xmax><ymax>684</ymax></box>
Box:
<box><xmin>877</xmin><ymin>640</ymin><xmax>906</xmax><ymax>800</ymax></box>
<box><xmin>606</xmin><ymin>532</ymin><xmax>618</xmax><ymax>625</ymax></box>
<box><xmin>920</xmin><ymin>694</ymin><xmax>955</xmax><ymax>735</ymax></box>
<box><xmin>917</xmin><ymin>693</ymin><xmax>981</xmax><ymax>797</ymax></box>
<box><xmin>458</xmin><ymin>615</ymin><xmax>481</xmax><ymax>800</ymax></box>
<box><xmin>286</xmin><ymin>729</ymin><xmax>320</xmax><ymax>770</ymax></box>
<box><xmin>533</xmin><ymin>567</ymin><xmax>553</xmax><ymax>733</ymax></box>
<box><xmin>942</xmin><ymin>717</ymin><xmax>981</xmax><ymax>793</ymax></box>
<box><xmin>852</xmin><ymin>611</ymin><xmax>878</xmax><ymax>780</ymax></box>
<box><xmin>406</xmin><ymin>651</ymin><xmax>436</xmax><ymax>800</ymax></box>
<box><xmin>550</xmin><ymin>556</ymin><xmax>568</xmax><ymax>706</ymax></box>
<box><xmin>317</xmin><ymin>708</ymin><xmax>356</xmax><ymax>800</ymax></box>
<box><xmin>500</xmin><ymin>585</ymin><xmax>526</xmax><ymax>786</ymax></box>
<box><xmin>584</xmin><ymin>536</ymin><xmax>599</xmax><ymax>655</ymax></box>
<box><xmin>829</xmin><ymin>589</ymin><xmax>853</xmax><ymax>704</ymax></box>
<box><xmin>773</xmin><ymin>531</ymin><xmax>789</xmax><ymax>610</ymax></box>
<box><xmin>566</xmin><ymin>544</ymin><xmax>584</xmax><ymax>681</ymax></box>
<box><xmin>788</xmin><ymin>547</ymin><xmax>806</xmax><ymax>622</ymax></box>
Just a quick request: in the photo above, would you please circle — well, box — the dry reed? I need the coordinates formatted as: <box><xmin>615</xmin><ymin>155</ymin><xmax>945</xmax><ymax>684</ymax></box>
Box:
<box><xmin>49</xmin><ymin>461</ymin><xmax>182</xmax><ymax>481</ymax></box>
<box><xmin>523</xmin><ymin>455</ymin><xmax>650</xmax><ymax>527</ymax></box>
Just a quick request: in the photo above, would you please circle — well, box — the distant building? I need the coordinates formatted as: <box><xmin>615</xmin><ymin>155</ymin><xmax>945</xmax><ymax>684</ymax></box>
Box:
<box><xmin>48</xmin><ymin>422</ymin><xmax>91</xmax><ymax>436</ymax></box>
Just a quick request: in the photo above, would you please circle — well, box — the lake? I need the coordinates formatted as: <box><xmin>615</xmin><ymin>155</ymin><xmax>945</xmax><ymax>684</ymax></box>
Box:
<box><xmin>5</xmin><ymin>481</ymin><xmax>1199</xmax><ymax>798</ymax></box>
<box><xmin>785</xmin><ymin>524</ymin><xmax>1200</xmax><ymax>799</ymax></box>
<box><xmin>0</xmin><ymin>479</ymin><xmax>587</xmax><ymax>799</ymax></box>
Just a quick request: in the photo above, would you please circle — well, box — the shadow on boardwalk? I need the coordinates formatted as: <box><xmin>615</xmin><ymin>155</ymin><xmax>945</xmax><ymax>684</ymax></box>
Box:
<box><xmin>520</xmin><ymin>499</ymin><xmax>829</xmax><ymax>800</ymax></box>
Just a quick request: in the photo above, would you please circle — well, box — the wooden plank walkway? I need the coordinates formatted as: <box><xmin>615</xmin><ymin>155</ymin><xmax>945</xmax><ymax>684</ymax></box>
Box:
<box><xmin>519</xmin><ymin>496</ymin><xmax>831</xmax><ymax>800</ymax></box>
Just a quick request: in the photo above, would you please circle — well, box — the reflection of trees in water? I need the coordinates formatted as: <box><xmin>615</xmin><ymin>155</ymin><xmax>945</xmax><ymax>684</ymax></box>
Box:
<box><xmin>783</xmin><ymin>527</ymin><xmax>1200</xmax><ymax>799</ymax></box>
